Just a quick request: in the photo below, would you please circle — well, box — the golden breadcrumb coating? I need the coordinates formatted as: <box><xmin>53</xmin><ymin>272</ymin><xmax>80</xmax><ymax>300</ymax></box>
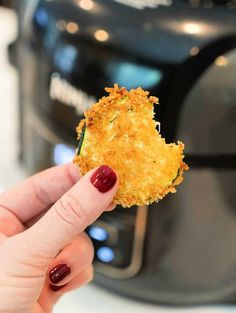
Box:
<box><xmin>74</xmin><ymin>84</ymin><xmax>188</xmax><ymax>207</ymax></box>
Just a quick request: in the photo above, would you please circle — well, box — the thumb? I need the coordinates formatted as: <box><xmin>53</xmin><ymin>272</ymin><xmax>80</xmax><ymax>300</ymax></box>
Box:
<box><xmin>19</xmin><ymin>165</ymin><xmax>118</xmax><ymax>262</ymax></box>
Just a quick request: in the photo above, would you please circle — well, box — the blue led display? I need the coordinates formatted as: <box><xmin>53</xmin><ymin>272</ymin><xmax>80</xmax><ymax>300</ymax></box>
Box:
<box><xmin>53</xmin><ymin>143</ymin><xmax>75</xmax><ymax>165</ymax></box>
<box><xmin>88</xmin><ymin>226</ymin><xmax>109</xmax><ymax>242</ymax></box>
<box><xmin>97</xmin><ymin>247</ymin><xmax>115</xmax><ymax>263</ymax></box>
<box><xmin>54</xmin><ymin>44</ymin><xmax>78</xmax><ymax>73</ymax></box>
<box><xmin>107</xmin><ymin>61</ymin><xmax>163</xmax><ymax>90</ymax></box>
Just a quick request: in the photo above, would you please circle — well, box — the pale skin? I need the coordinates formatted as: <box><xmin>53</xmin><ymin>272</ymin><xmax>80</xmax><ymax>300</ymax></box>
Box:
<box><xmin>0</xmin><ymin>163</ymin><xmax>118</xmax><ymax>313</ymax></box>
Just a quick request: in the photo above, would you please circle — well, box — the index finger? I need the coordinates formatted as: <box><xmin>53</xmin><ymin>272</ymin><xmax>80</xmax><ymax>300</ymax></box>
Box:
<box><xmin>0</xmin><ymin>163</ymin><xmax>81</xmax><ymax>223</ymax></box>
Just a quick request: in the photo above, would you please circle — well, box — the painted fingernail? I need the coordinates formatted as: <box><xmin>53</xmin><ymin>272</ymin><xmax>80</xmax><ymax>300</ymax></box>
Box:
<box><xmin>90</xmin><ymin>165</ymin><xmax>117</xmax><ymax>193</ymax></box>
<box><xmin>49</xmin><ymin>264</ymin><xmax>71</xmax><ymax>284</ymax></box>
<box><xmin>50</xmin><ymin>284</ymin><xmax>66</xmax><ymax>292</ymax></box>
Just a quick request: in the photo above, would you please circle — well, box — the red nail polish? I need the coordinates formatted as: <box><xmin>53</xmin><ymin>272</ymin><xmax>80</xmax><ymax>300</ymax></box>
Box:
<box><xmin>49</xmin><ymin>264</ymin><xmax>71</xmax><ymax>284</ymax></box>
<box><xmin>90</xmin><ymin>165</ymin><xmax>117</xmax><ymax>193</ymax></box>
<box><xmin>50</xmin><ymin>284</ymin><xmax>66</xmax><ymax>292</ymax></box>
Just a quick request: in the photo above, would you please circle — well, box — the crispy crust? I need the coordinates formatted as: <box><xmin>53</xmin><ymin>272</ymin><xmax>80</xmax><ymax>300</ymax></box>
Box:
<box><xmin>74</xmin><ymin>84</ymin><xmax>188</xmax><ymax>207</ymax></box>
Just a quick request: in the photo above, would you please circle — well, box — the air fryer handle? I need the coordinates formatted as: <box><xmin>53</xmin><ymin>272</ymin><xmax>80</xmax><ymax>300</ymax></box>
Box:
<box><xmin>8</xmin><ymin>40</ymin><xmax>17</xmax><ymax>68</ymax></box>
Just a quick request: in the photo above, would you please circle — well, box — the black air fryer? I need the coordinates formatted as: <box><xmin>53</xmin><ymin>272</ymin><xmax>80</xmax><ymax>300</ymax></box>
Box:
<box><xmin>14</xmin><ymin>0</ymin><xmax>236</xmax><ymax>305</ymax></box>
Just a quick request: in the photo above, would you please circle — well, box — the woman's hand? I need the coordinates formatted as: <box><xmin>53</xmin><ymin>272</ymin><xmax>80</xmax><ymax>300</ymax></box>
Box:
<box><xmin>0</xmin><ymin>163</ymin><xmax>118</xmax><ymax>313</ymax></box>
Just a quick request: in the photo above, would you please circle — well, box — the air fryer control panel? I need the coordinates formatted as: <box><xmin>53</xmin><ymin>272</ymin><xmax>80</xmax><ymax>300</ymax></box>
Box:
<box><xmin>87</xmin><ymin>205</ymin><xmax>148</xmax><ymax>278</ymax></box>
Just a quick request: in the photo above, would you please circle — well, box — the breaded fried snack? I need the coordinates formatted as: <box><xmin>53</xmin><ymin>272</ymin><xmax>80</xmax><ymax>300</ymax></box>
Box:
<box><xmin>74</xmin><ymin>84</ymin><xmax>188</xmax><ymax>207</ymax></box>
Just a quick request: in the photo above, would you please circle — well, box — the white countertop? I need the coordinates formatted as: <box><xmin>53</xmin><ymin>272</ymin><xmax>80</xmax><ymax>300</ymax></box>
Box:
<box><xmin>0</xmin><ymin>6</ymin><xmax>235</xmax><ymax>313</ymax></box>
<box><xmin>53</xmin><ymin>284</ymin><xmax>236</xmax><ymax>313</ymax></box>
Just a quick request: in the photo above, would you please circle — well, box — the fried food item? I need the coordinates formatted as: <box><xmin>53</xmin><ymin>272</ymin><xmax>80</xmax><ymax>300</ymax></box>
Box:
<box><xmin>74</xmin><ymin>84</ymin><xmax>188</xmax><ymax>207</ymax></box>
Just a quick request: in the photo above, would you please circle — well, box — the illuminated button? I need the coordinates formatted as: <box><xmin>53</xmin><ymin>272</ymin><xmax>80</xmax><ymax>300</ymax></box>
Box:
<box><xmin>88</xmin><ymin>226</ymin><xmax>108</xmax><ymax>242</ymax></box>
<box><xmin>97</xmin><ymin>247</ymin><xmax>115</xmax><ymax>263</ymax></box>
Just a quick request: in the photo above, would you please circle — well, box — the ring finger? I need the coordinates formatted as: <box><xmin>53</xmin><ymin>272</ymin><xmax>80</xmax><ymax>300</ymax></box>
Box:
<box><xmin>47</xmin><ymin>232</ymin><xmax>94</xmax><ymax>287</ymax></box>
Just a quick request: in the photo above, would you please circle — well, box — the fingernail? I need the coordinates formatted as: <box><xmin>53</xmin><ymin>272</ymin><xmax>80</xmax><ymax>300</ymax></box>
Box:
<box><xmin>50</xmin><ymin>284</ymin><xmax>66</xmax><ymax>292</ymax></box>
<box><xmin>90</xmin><ymin>165</ymin><xmax>117</xmax><ymax>193</ymax></box>
<box><xmin>49</xmin><ymin>264</ymin><xmax>71</xmax><ymax>284</ymax></box>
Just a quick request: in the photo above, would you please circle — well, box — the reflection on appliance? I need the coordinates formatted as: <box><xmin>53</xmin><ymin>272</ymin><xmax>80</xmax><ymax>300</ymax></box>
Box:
<box><xmin>181</xmin><ymin>22</ymin><xmax>203</xmax><ymax>34</ymax></box>
<box><xmin>34</xmin><ymin>7</ymin><xmax>48</xmax><ymax>27</ymax></box>
<box><xmin>13</xmin><ymin>0</ymin><xmax>236</xmax><ymax>306</ymax></box>
<box><xmin>94</xmin><ymin>29</ymin><xmax>109</xmax><ymax>42</ymax></box>
<box><xmin>78</xmin><ymin>0</ymin><xmax>95</xmax><ymax>11</ymax></box>
<box><xmin>215</xmin><ymin>55</ymin><xmax>228</xmax><ymax>66</ymax></box>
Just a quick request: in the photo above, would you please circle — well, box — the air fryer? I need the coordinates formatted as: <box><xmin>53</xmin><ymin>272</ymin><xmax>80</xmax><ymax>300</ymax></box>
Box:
<box><xmin>11</xmin><ymin>0</ymin><xmax>236</xmax><ymax>305</ymax></box>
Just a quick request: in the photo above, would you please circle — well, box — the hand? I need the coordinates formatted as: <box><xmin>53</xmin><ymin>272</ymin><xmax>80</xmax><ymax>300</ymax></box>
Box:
<box><xmin>0</xmin><ymin>163</ymin><xmax>118</xmax><ymax>313</ymax></box>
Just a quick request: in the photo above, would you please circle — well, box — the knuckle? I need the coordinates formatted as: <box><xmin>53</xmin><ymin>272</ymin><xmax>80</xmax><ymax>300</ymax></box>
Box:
<box><xmin>29</xmin><ymin>178</ymin><xmax>52</xmax><ymax>207</ymax></box>
<box><xmin>54</xmin><ymin>193</ymin><xmax>88</xmax><ymax>228</ymax></box>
